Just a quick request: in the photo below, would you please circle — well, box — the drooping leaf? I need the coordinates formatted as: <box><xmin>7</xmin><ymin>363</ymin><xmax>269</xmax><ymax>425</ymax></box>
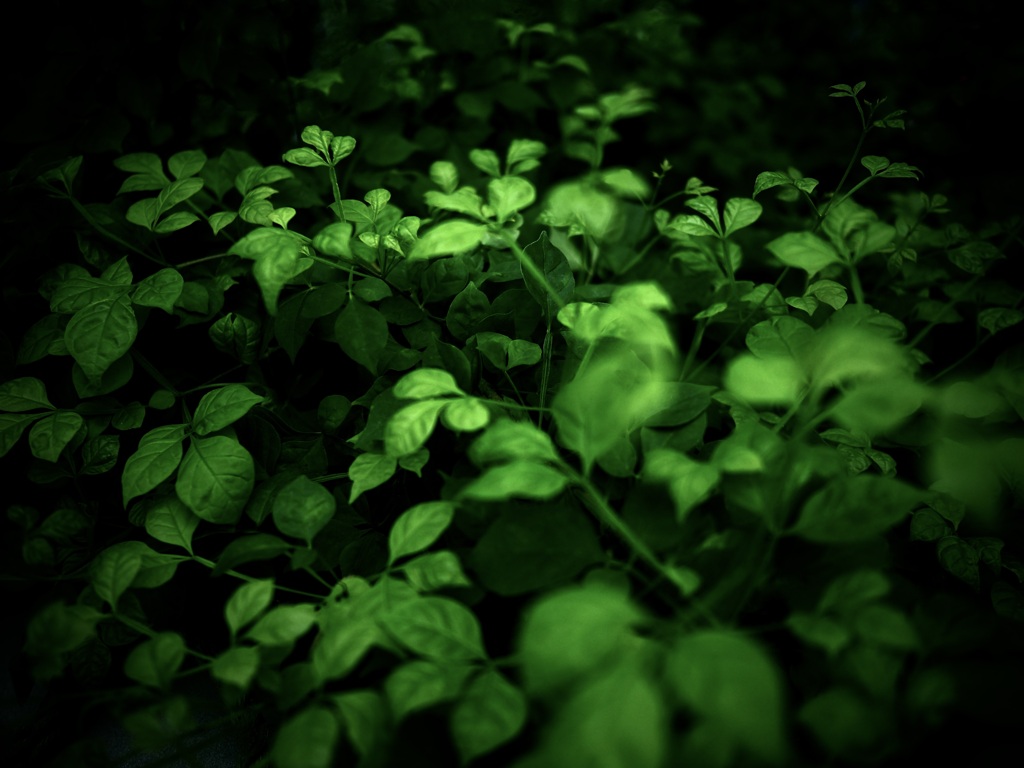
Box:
<box><xmin>460</xmin><ymin>460</ymin><xmax>568</xmax><ymax>501</ymax></box>
<box><xmin>521</xmin><ymin>232</ymin><xmax>575</xmax><ymax>318</ymax></box>
<box><xmin>229</xmin><ymin>228</ymin><xmax>306</xmax><ymax>315</ymax></box>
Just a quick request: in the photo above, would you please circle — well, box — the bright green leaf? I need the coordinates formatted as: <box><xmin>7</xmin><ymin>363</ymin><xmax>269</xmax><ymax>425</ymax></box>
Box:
<box><xmin>348</xmin><ymin>452</ymin><xmax>397</xmax><ymax>503</ymax></box>
<box><xmin>388</xmin><ymin>501</ymin><xmax>455</xmax><ymax>565</ymax></box>
<box><xmin>460</xmin><ymin>460</ymin><xmax>568</xmax><ymax>501</ymax></box>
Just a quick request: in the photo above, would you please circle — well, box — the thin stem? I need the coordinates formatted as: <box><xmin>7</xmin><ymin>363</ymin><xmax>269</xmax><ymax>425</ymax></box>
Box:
<box><xmin>328</xmin><ymin>164</ymin><xmax>346</xmax><ymax>223</ymax></box>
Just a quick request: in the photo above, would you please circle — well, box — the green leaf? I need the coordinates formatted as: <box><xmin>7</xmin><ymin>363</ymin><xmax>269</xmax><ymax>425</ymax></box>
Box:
<box><xmin>380</xmin><ymin>595</ymin><xmax>486</xmax><ymax>660</ymax></box>
<box><xmin>122</xmin><ymin>424</ymin><xmax>187</xmax><ymax>506</ymax></box>
<box><xmin>521</xmin><ymin>232</ymin><xmax>574</xmax><ymax>318</ymax></box>
<box><xmin>506</xmin><ymin>139</ymin><xmax>547</xmax><ymax>174</ymax></box>
<box><xmin>192</xmin><ymin>384</ymin><xmax>264</xmax><ymax>436</ymax></box>
<box><xmin>451</xmin><ymin>669</ymin><xmax>527</xmax><ymax>763</ymax></box>
<box><xmin>0</xmin><ymin>378</ymin><xmax>55</xmax><ymax>412</ymax></box>
<box><xmin>429</xmin><ymin>161</ymin><xmax>459</xmax><ymax>194</ymax></box>
<box><xmin>411</xmin><ymin>220</ymin><xmax>488</xmax><ymax>260</ymax></box>
<box><xmin>144</xmin><ymin>496</ymin><xmax>198</xmax><ymax>554</ymax></box>
<box><xmin>860</xmin><ymin>155</ymin><xmax>890</xmax><ymax>175</ymax></box>
<box><xmin>978</xmin><ymin>307</ymin><xmax>1024</xmax><ymax>334</ymax></box>
<box><xmin>388</xmin><ymin>501</ymin><xmax>455</xmax><ymax>565</ymax></box>
<box><xmin>213</xmin><ymin>534</ymin><xmax>291</xmax><ymax>575</ymax></box>
<box><xmin>209</xmin><ymin>211</ymin><xmax>237</xmax><ymax>236</ymax></box>
<box><xmin>469</xmin><ymin>148</ymin><xmax>501</xmax><ymax>177</ymax></box>
<box><xmin>27</xmin><ymin>411</ymin><xmax>83</xmax><ymax>462</ymax></box>
<box><xmin>753</xmin><ymin>171</ymin><xmax>795</xmax><ymax>198</ymax></box>
<box><xmin>723</xmin><ymin>198</ymin><xmax>762</xmax><ymax>237</ymax></box>
<box><xmin>487</xmin><ymin>176</ymin><xmax>536</xmax><ymax>223</ymax></box>
<box><xmin>724</xmin><ymin>354</ymin><xmax>804</xmax><ymax>405</ymax></box>
<box><xmin>80</xmin><ymin>434</ymin><xmax>120</xmax><ymax>474</ymax></box>
<box><xmin>786</xmin><ymin>613</ymin><xmax>850</xmax><ymax>656</ymax></box>
<box><xmin>329</xmin><ymin>135</ymin><xmax>356</xmax><ymax>164</ymax></box>
<box><xmin>167</xmin><ymin>149</ymin><xmax>206</xmax><ymax>179</ymax></box>
<box><xmin>643</xmin><ymin>449</ymin><xmax>719</xmax><ymax>522</ymax></box>
<box><xmin>124</xmin><ymin>632</ymin><xmax>186</xmax><ymax>690</ymax></box>
<box><xmin>936</xmin><ymin>535</ymin><xmax>980</xmax><ymax>589</ymax></box>
<box><xmin>312</xmin><ymin>221</ymin><xmax>354</xmax><ymax>259</ymax></box>
<box><xmin>518</xmin><ymin>584</ymin><xmax>643</xmax><ymax>696</ymax></box>
<box><xmin>229</xmin><ymin>228</ymin><xmax>306</xmax><ymax>315</ymax></box>
<box><xmin>818</xmin><ymin>569</ymin><xmax>891</xmax><ymax>614</ymax></box>
<box><xmin>114</xmin><ymin>152</ymin><xmax>167</xmax><ymax>191</ymax></box>
<box><xmin>792</xmin><ymin>475</ymin><xmax>921</xmax><ymax>543</ymax></box>
<box><xmin>313</xmin><ymin>617</ymin><xmax>381</xmax><ymax>683</ymax></box>
<box><xmin>91</xmin><ymin>544</ymin><xmax>143</xmax><ymax>610</ymax></box>
<box><xmin>853</xmin><ymin>604</ymin><xmax>919</xmax><ymax>649</ymax></box>
<box><xmin>348</xmin><ymin>452</ymin><xmax>397</xmax><ymax>503</ymax></box>
<box><xmin>440</xmin><ymin>398</ymin><xmax>490</xmax><ymax>432</ymax></box>
<box><xmin>666</xmin><ymin>630</ymin><xmax>787</xmax><ymax>765</ymax></box>
<box><xmin>468</xmin><ymin>418</ymin><xmax>560</xmax><ymax>466</ymax></box>
<box><xmin>385</xmin><ymin>660</ymin><xmax>471</xmax><ymax>721</ymax></box>
<box><xmin>335</xmin><ymin>299</ymin><xmax>389</xmax><ymax>375</ymax></box>
<box><xmin>226</xmin><ymin>579</ymin><xmax>275</xmax><ymax>638</ymax></box>
<box><xmin>394</xmin><ymin>368</ymin><xmax>464</xmax><ymax>399</ymax></box>
<box><xmin>424</xmin><ymin>188</ymin><xmax>487</xmax><ymax>220</ymax></box>
<box><xmin>460</xmin><ymin>460</ymin><xmax>568</xmax><ymax>501</ymax></box>
<box><xmin>384</xmin><ymin>399</ymin><xmax>448</xmax><ymax>458</ymax></box>
<box><xmin>154</xmin><ymin>211</ymin><xmax>200</xmax><ymax>233</ymax></box>
<box><xmin>401</xmin><ymin>551</ymin><xmax>473</xmax><ymax>592</ymax></box>
<box><xmin>247</xmin><ymin>604</ymin><xmax>317</xmax><ymax>646</ymax></box>
<box><xmin>273</xmin><ymin>706</ymin><xmax>339</xmax><ymax>768</ymax></box>
<box><xmin>799</xmin><ymin>687</ymin><xmax>882</xmax><ymax>755</ymax></box>
<box><xmin>176</xmin><ymin>436</ymin><xmax>255</xmax><ymax>524</ymax></box>
<box><xmin>471</xmin><ymin>503</ymin><xmax>602</xmax><ymax>595</ymax></box>
<box><xmin>283</xmin><ymin>147</ymin><xmax>329</xmax><ymax>167</ymax></box>
<box><xmin>765</xmin><ymin>232</ymin><xmax>842</xmax><ymax>276</ymax></box>
<box><xmin>332</xmin><ymin>690</ymin><xmax>388</xmax><ymax>759</ymax></box>
<box><xmin>211</xmin><ymin>646</ymin><xmax>260</xmax><ymax>690</ymax></box>
<box><xmin>272</xmin><ymin>475</ymin><xmax>336</xmax><ymax>545</ymax></box>
<box><xmin>133</xmin><ymin>269</ymin><xmax>184</xmax><ymax>314</ymax></box>
<box><xmin>64</xmin><ymin>295</ymin><xmax>138</xmax><ymax>382</ymax></box>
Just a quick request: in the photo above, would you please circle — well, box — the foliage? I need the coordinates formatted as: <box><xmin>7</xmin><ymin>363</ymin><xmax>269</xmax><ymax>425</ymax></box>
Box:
<box><xmin>2</xmin><ymin>3</ymin><xmax>1023</xmax><ymax>767</ymax></box>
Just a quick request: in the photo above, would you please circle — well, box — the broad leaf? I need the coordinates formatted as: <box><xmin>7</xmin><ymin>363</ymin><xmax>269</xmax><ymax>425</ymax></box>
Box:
<box><xmin>521</xmin><ymin>232</ymin><xmax>574</xmax><ymax>318</ymax></box>
<box><xmin>273</xmin><ymin>706</ymin><xmax>339</xmax><ymax>768</ymax></box>
<box><xmin>27</xmin><ymin>411</ymin><xmax>83</xmax><ymax>462</ymax></box>
<box><xmin>411</xmin><ymin>220</ymin><xmax>488</xmax><ymax>260</ymax></box>
<box><xmin>176</xmin><ymin>436</ymin><xmax>255</xmax><ymax>524</ymax></box>
<box><xmin>226</xmin><ymin>579</ymin><xmax>275</xmax><ymax>638</ymax></box>
<box><xmin>144</xmin><ymin>496</ymin><xmax>198</xmax><ymax>554</ymax></box>
<box><xmin>229</xmin><ymin>228</ymin><xmax>306</xmax><ymax>315</ymax></box>
<box><xmin>91</xmin><ymin>544</ymin><xmax>143</xmax><ymax>610</ymax></box>
<box><xmin>211</xmin><ymin>646</ymin><xmax>261</xmax><ymax>690</ymax></box>
<box><xmin>348</xmin><ymin>452</ymin><xmax>397</xmax><ymax>503</ymax></box>
<box><xmin>384</xmin><ymin>399</ymin><xmax>448</xmax><ymax>458</ymax></box>
<box><xmin>247</xmin><ymin>604</ymin><xmax>317</xmax><ymax>645</ymax></box>
<box><xmin>765</xmin><ymin>232</ymin><xmax>842</xmax><ymax>276</ymax></box>
<box><xmin>380</xmin><ymin>596</ymin><xmax>486</xmax><ymax>660</ymax></box>
<box><xmin>272</xmin><ymin>475</ymin><xmax>337</xmax><ymax>544</ymax></box>
<box><xmin>124</xmin><ymin>632</ymin><xmax>186</xmax><ymax>690</ymax></box>
<box><xmin>64</xmin><ymin>295</ymin><xmax>138</xmax><ymax>382</ymax></box>
<box><xmin>393</xmin><ymin>368</ymin><xmax>464</xmax><ymax>399</ymax></box>
<box><xmin>451</xmin><ymin>669</ymin><xmax>527</xmax><ymax>763</ymax></box>
<box><xmin>335</xmin><ymin>299</ymin><xmax>389</xmax><ymax>374</ymax></box>
<box><xmin>385</xmin><ymin>660</ymin><xmax>471</xmax><ymax>721</ymax></box>
<box><xmin>460</xmin><ymin>460</ymin><xmax>568</xmax><ymax>501</ymax></box>
<box><xmin>793</xmin><ymin>475</ymin><xmax>921</xmax><ymax>543</ymax></box>
<box><xmin>487</xmin><ymin>176</ymin><xmax>536</xmax><ymax>223</ymax></box>
<box><xmin>468</xmin><ymin>419</ymin><xmax>560</xmax><ymax>466</ymax></box>
<box><xmin>132</xmin><ymin>269</ymin><xmax>184</xmax><ymax>314</ymax></box>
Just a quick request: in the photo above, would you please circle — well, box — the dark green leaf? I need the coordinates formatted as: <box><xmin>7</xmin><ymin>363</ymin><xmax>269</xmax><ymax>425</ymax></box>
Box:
<box><xmin>122</xmin><ymin>425</ymin><xmax>187</xmax><ymax>506</ymax></box>
<box><xmin>335</xmin><ymin>299</ymin><xmax>389</xmax><ymax>374</ymax></box>
<box><xmin>26</xmin><ymin>411</ymin><xmax>82</xmax><ymax>462</ymax></box>
<box><xmin>471</xmin><ymin>503</ymin><xmax>602</xmax><ymax>595</ymax></box>
<box><xmin>451</xmin><ymin>669</ymin><xmax>527</xmax><ymax>763</ymax></box>
<box><xmin>793</xmin><ymin>475</ymin><xmax>921</xmax><ymax>543</ymax></box>
<box><xmin>0</xmin><ymin>377</ymin><xmax>55</xmax><ymax>412</ymax></box>
<box><xmin>401</xmin><ymin>551</ymin><xmax>473</xmax><ymax>592</ymax></box>
<box><xmin>124</xmin><ymin>632</ymin><xmax>185</xmax><ymax>690</ymax></box>
<box><xmin>385</xmin><ymin>660</ymin><xmax>471</xmax><ymax>721</ymax></box>
<box><xmin>247</xmin><ymin>604</ymin><xmax>316</xmax><ymax>645</ymax></box>
<box><xmin>273</xmin><ymin>706</ymin><xmax>339</xmax><ymax>768</ymax></box>
<box><xmin>936</xmin><ymin>535</ymin><xmax>980</xmax><ymax>589</ymax></box>
<box><xmin>192</xmin><ymin>384</ymin><xmax>264</xmax><ymax>436</ymax></box>
<box><xmin>176</xmin><ymin>436</ymin><xmax>255</xmax><ymax>524</ymax></box>
<box><xmin>133</xmin><ymin>269</ymin><xmax>184</xmax><ymax>314</ymax></box>
<box><xmin>380</xmin><ymin>595</ymin><xmax>486</xmax><ymax>660</ymax></box>
<box><xmin>213</xmin><ymin>534</ymin><xmax>291</xmax><ymax>575</ymax></box>
<box><xmin>144</xmin><ymin>496</ymin><xmax>198</xmax><ymax>554</ymax></box>
<box><xmin>226</xmin><ymin>579</ymin><xmax>275</xmax><ymax>637</ymax></box>
<box><xmin>521</xmin><ymin>232</ymin><xmax>574</xmax><ymax>319</ymax></box>
<box><xmin>91</xmin><ymin>544</ymin><xmax>143</xmax><ymax>610</ymax></box>
<box><xmin>64</xmin><ymin>295</ymin><xmax>138</xmax><ymax>382</ymax></box>
<box><xmin>273</xmin><ymin>475</ymin><xmax>336</xmax><ymax>545</ymax></box>
<box><xmin>211</xmin><ymin>646</ymin><xmax>260</xmax><ymax>690</ymax></box>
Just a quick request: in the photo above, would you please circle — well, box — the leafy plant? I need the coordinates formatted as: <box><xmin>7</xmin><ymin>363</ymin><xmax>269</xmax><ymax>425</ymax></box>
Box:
<box><xmin>3</xmin><ymin>6</ymin><xmax>1023</xmax><ymax>765</ymax></box>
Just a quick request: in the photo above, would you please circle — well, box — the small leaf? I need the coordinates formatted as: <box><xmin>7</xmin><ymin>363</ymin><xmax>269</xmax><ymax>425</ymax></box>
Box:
<box><xmin>723</xmin><ymin>198</ymin><xmax>762</xmax><ymax>237</ymax></box>
<box><xmin>283</xmin><ymin>147</ymin><xmax>329</xmax><ymax>167</ymax></box>
<box><xmin>860</xmin><ymin>155</ymin><xmax>890</xmax><ymax>175</ymax></box>
<box><xmin>229</xmin><ymin>228</ymin><xmax>306</xmax><ymax>315</ymax></box>
<box><xmin>91</xmin><ymin>544</ymin><xmax>143</xmax><ymax>610</ymax></box>
<box><xmin>440</xmin><ymin>398</ymin><xmax>490</xmax><ymax>432</ymax></box>
<box><xmin>209</xmin><ymin>211</ymin><xmax>237</xmax><ymax>236</ymax></box>
<box><xmin>192</xmin><ymin>384</ymin><xmax>264</xmax><ymax>436</ymax></box>
<box><xmin>978</xmin><ymin>307</ymin><xmax>1024</xmax><ymax>335</ymax></box>
<box><xmin>411</xmin><ymin>220</ymin><xmax>488</xmax><ymax>260</ymax></box>
<box><xmin>213</xmin><ymin>534</ymin><xmax>291</xmax><ymax>575</ymax></box>
<box><xmin>385</xmin><ymin>660</ymin><xmax>471</xmax><ymax>721</ymax></box>
<box><xmin>0</xmin><ymin>377</ymin><xmax>55</xmax><ymax>412</ymax></box>
<box><xmin>401</xmin><ymin>551</ymin><xmax>473</xmax><ymax>592</ymax></box>
<box><xmin>226</xmin><ymin>579</ymin><xmax>275</xmax><ymax>638</ymax></box>
<box><xmin>388</xmin><ymin>501</ymin><xmax>455</xmax><ymax>565</ymax></box>
<box><xmin>348</xmin><ymin>453</ymin><xmax>397</xmax><ymax>503</ymax></box>
<box><xmin>936</xmin><ymin>535</ymin><xmax>980</xmax><ymax>589</ymax></box>
<box><xmin>124</xmin><ymin>632</ymin><xmax>186</xmax><ymax>690</ymax></box>
<box><xmin>469</xmin><ymin>148</ymin><xmax>501</xmax><ymax>177</ymax></box>
<box><xmin>155</xmin><ymin>211</ymin><xmax>200</xmax><ymax>233</ymax></box>
<box><xmin>429</xmin><ymin>161</ymin><xmax>459</xmax><ymax>194</ymax></box>
<box><xmin>793</xmin><ymin>475</ymin><xmax>921</xmax><ymax>543</ymax></box>
<box><xmin>468</xmin><ymin>419</ymin><xmax>560</xmax><ymax>466</ymax></box>
<box><xmin>168</xmin><ymin>149</ymin><xmax>206</xmax><ymax>179</ymax></box>
<box><xmin>394</xmin><ymin>369</ymin><xmax>465</xmax><ymax>399</ymax></box>
<box><xmin>487</xmin><ymin>176</ymin><xmax>536</xmax><ymax>223</ymax></box>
